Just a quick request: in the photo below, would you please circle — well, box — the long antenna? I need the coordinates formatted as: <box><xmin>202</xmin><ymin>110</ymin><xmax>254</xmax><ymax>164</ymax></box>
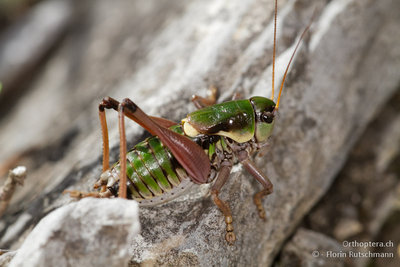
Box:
<box><xmin>271</xmin><ymin>0</ymin><xmax>277</xmax><ymax>101</ymax></box>
<box><xmin>275</xmin><ymin>14</ymin><xmax>314</xmax><ymax>110</ymax></box>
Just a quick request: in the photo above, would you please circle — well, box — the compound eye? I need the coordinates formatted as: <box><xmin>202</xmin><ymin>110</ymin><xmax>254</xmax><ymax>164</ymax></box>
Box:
<box><xmin>261</xmin><ymin>113</ymin><xmax>274</xmax><ymax>123</ymax></box>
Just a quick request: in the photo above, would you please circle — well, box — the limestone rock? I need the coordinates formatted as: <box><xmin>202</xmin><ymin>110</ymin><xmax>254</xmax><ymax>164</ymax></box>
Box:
<box><xmin>0</xmin><ymin>0</ymin><xmax>399</xmax><ymax>266</ymax></box>
<box><xmin>278</xmin><ymin>228</ymin><xmax>345</xmax><ymax>267</ymax></box>
<box><xmin>9</xmin><ymin>198</ymin><xmax>140</xmax><ymax>267</ymax></box>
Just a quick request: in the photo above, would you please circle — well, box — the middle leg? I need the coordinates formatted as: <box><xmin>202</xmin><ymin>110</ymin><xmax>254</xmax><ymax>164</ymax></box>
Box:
<box><xmin>210</xmin><ymin>161</ymin><xmax>236</xmax><ymax>245</ymax></box>
<box><xmin>191</xmin><ymin>86</ymin><xmax>217</xmax><ymax>109</ymax></box>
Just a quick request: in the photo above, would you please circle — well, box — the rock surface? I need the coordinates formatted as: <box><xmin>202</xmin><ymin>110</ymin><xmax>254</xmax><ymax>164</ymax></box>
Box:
<box><xmin>0</xmin><ymin>251</ymin><xmax>16</xmax><ymax>266</ymax></box>
<box><xmin>302</xmin><ymin>89</ymin><xmax>400</xmax><ymax>267</ymax></box>
<box><xmin>0</xmin><ymin>0</ymin><xmax>399</xmax><ymax>266</ymax></box>
<box><xmin>278</xmin><ymin>228</ymin><xmax>345</xmax><ymax>267</ymax></box>
<box><xmin>9</xmin><ymin>198</ymin><xmax>140</xmax><ymax>267</ymax></box>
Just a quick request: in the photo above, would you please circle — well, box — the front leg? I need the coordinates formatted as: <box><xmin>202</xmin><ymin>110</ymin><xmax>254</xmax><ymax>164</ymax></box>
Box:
<box><xmin>238</xmin><ymin>152</ymin><xmax>273</xmax><ymax>220</ymax></box>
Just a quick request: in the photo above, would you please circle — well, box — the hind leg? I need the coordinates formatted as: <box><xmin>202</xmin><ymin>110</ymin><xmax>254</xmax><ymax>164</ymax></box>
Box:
<box><xmin>64</xmin><ymin>189</ymin><xmax>113</xmax><ymax>199</ymax></box>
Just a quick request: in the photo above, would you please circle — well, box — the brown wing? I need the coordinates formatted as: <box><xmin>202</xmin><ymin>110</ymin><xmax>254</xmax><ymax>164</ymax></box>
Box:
<box><xmin>149</xmin><ymin>116</ymin><xmax>177</xmax><ymax>128</ymax></box>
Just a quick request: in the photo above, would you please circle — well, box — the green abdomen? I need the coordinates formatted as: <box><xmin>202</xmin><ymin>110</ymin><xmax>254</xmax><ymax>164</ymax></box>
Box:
<box><xmin>109</xmin><ymin>125</ymin><xmax>192</xmax><ymax>203</ymax></box>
